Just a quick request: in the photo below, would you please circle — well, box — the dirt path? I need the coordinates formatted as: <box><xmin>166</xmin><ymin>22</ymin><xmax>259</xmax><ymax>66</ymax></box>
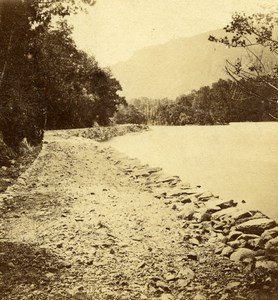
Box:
<box><xmin>0</xmin><ymin>132</ymin><xmax>276</xmax><ymax>300</ymax></box>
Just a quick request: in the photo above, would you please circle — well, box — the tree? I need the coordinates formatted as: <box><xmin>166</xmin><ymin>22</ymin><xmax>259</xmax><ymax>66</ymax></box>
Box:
<box><xmin>0</xmin><ymin>0</ymin><xmax>43</xmax><ymax>147</ymax></box>
<box><xmin>209</xmin><ymin>10</ymin><xmax>278</xmax><ymax>120</ymax></box>
<box><xmin>114</xmin><ymin>104</ymin><xmax>147</xmax><ymax>125</ymax></box>
<box><xmin>0</xmin><ymin>0</ymin><xmax>126</xmax><ymax>150</ymax></box>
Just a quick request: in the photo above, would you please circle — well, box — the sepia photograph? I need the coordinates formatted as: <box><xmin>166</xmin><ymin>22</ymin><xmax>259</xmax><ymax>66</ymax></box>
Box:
<box><xmin>0</xmin><ymin>0</ymin><xmax>278</xmax><ymax>299</ymax></box>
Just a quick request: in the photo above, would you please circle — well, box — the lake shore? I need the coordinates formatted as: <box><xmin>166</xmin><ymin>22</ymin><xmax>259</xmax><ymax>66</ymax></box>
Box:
<box><xmin>0</xmin><ymin>127</ymin><xmax>278</xmax><ymax>299</ymax></box>
<box><xmin>107</xmin><ymin>124</ymin><xmax>278</xmax><ymax>221</ymax></box>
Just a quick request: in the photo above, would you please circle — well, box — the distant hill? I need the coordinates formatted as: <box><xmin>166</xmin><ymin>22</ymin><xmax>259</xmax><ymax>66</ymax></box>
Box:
<box><xmin>110</xmin><ymin>29</ymin><xmax>246</xmax><ymax>100</ymax></box>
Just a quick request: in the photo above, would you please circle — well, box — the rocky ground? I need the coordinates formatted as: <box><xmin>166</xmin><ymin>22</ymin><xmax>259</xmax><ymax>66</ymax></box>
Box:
<box><xmin>0</xmin><ymin>129</ymin><xmax>277</xmax><ymax>300</ymax></box>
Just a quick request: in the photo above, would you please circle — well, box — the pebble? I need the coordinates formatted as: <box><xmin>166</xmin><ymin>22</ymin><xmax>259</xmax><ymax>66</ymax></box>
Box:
<box><xmin>193</xmin><ymin>293</ymin><xmax>206</xmax><ymax>300</ymax></box>
<box><xmin>226</xmin><ymin>281</ymin><xmax>241</xmax><ymax>290</ymax></box>
<box><xmin>187</xmin><ymin>251</ymin><xmax>198</xmax><ymax>260</ymax></box>
<box><xmin>160</xmin><ymin>294</ymin><xmax>174</xmax><ymax>300</ymax></box>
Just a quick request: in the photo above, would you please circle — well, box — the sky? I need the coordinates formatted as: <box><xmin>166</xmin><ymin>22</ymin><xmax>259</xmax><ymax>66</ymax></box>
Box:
<box><xmin>69</xmin><ymin>0</ymin><xmax>277</xmax><ymax>67</ymax></box>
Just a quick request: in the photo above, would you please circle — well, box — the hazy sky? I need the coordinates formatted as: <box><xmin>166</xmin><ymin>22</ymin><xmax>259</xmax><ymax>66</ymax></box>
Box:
<box><xmin>69</xmin><ymin>0</ymin><xmax>276</xmax><ymax>67</ymax></box>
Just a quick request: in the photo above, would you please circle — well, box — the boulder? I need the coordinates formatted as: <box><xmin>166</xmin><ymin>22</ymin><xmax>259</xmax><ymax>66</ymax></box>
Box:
<box><xmin>177</xmin><ymin>204</ymin><xmax>195</xmax><ymax>220</ymax></box>
<box><xmin>240</xmin><ymin>233</ymin><xmax>260</xmax><ymax>241</ymax></box>
<box><xmin>221</xmin><ymin>246</ymin><xmax>234</xmax><ymax>257</ymax></box>
<box><xmin>261</xmin><ymin>227</ymin><xmax>278</xmax><ymax>241</ymax></box>
<box><xmin>265</xmin><ymin>236</ymin><xmax>278</xmax><ymax>251</ymax></box>
<box><xmin>255</xmin><ymin>260</ymin><xmax>278</xmax><ymax>270</ymax></box>
<box><xmin>211</xmin><ymin>206</ymin><xmax>241</xmax><ymax>220</ymax></box>
<box><xmin>179</xmin><ymin>196</ymin><xmax>192</xmax><ymax>204</ymax></box>
<box><xmin>197</xmin><ymin>191</ymin><xmax>213</xmax><ymax>201</ymax></box>
<box><xmin>218</xmin><ymin>199</ymin><xmax>237</xmax><ymax>209</ymax></box>
<box><xmin>236</xmin><ymin>218</ymin><xmax>276</xmax><ymax>235</ymax></box>
<box><xmin>167</xmin><ymin>187</ymin><xmax>198</xmax><ymax>197</ymax></box>
<box><xmin>228</xmin><ymin>231</ymin><xmax>242</xmax><ymax>241</ymax></box>
<box><xmin>156</xmin><ymin>176</ymin><xmax>180</xmax><ymax>184</ymax></box>
<box><xmin>227</xmin><ymin>240</ymin><xmax>242</xmax><ymax>249</ymax></box>
<box><xmin>230</xmin><ymin>248</ymin><xmax>255</xmax><ymax>262</ymax></box>
<box><xmin>214</xmin><ymin>243</ymin><xmax>225</xmax><ymax>254</ymax></box>
<box><xmin>246</xmin><ymin>238</ymin><xmax>265</xmax><ymax>250</ymax></box>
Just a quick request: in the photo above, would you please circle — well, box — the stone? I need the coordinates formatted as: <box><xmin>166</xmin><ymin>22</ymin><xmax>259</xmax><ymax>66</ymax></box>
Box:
<box><xmin>247</xmin><ymin>238</ymin><xmax>265</xmax><ymax>249</ymax></box>
<box><xmin>176</xmin><ymin>278</ymin><xmax>190</xmax><ymax>288</ymax></box>
<box><xmin>197</xmin><ymin>191</ymin><xmax>213</xmax><ymax>201</ymax></box>
<box><xmin>147</xmin><ymin>167</ymin><xmax>162</xmax><ymax>174</ymax></box>
<box><xmin>187</xmin><ymin>251</ymin><xmax>198</xmax><ymax>260</ymax></box>
<box><xmin>262</xmin><ymin>228</ymin><xmax>278</xmax><ymax>243</ymax></box>
<box><xmin>193</xmin><ymin>293</ymin><xmax>206</xmax><ymax>300</ymax></box>
<box><xmin>7</xmin><ymin>262</ymin><xmax>16</xmax><ymax>268</ymax></box>
<box><xmin>227</xmin><ymin>240</ymin><xmax>242</xmax><ymax>249</ymax></box>
<box><xmin>214</xmin><ymin>243</ymin><xmax>225</xmax><ymax>254</ymax></box>
<box><xmin>240</xmin><ymin>234</ymin><xmax>260</xmax><ymax>241</ymax></box>
<box><xmin>231</xmin><ymin>210</ymin><xmax>257</xmax><ymax>221</ymax></box>
<box><xmin>178</xmin><ymin>268</ymin><xmax>195</xmax><ymax>281</ymax></box>
<box><xmin>189</xmin><ymin>238</ymin><xmax>200</xmax><ymax>246</ymax></box>
<box><xmin>156</xmin><ymin>280</ymin><xmax>169</xmax><ymax>290</ymax></box>
<box><xmin>216</xmin><ymin>233</ymin><xmax>228</xmax><ymax>244</ymax></box>
<box><xmin>265</xmin><ymin>236</ymin><xmax>278</xmax><ymax>251</ymax></box>
<box><xmin>255</xmin><ymin>260</ymin><xmax>278</xmax><ymax>270</ymax></box>
<box><xmin>218</xmin><ymin>199</ymin><xmax>237</xmax><ymax>209</ymax></box>
<box><xmin>56</xmin><ymin>242</ymin><xmax>63</xmax><ymax>248</ymax></box>
<box><xmin>219</xmin><ymin>294</ymin><xmax>229</xmax><ymax>300</ymax></box>
<box><xmin>212</xmin><ymin>221</ymin><xmax>226</xmax><ymax>230</ymax></box>
<box><xmin>164</xmin><ymin>273</ymin><xmax>176</xmax><ymax>281</ymax></box>
<box><xmin>221</xmin><ymin>246</ymin><xmax>234</xmax><ymax>257</ymax></box>
<box><xmin>166</xmin><ymin>188</ymin><xmax>188</xmax><ymax>197</ymax></box>
<box><xmin>205</xmin><ymin>204</ymin><xmax>222</xmax><ymax>214</ymax></box>
<box><xmin>160</xmin><ymin>294</ymin><xmax>174</xmax><ymax>300</ymax></box>
<box><xmin>228</xmin><ymin>231</ymin><xmax>242</xmax><ymax>241</ymax></box>
<box><xmin>137</xmin><ymin>262</ymin><xmax>146</xmax><ymax>269</ymax></box>
<box><xmin>185</xmin><ymin>188</ymin><xmax>205</xmax><ymax>196</ymax></box>
<box><xmin>230</xmin><ymin>248</ymin><xmax>255</xmax><ymax>262</ymax></box>
<box><xmin>156</xmin><ymin>176</ymin><xmax>180</xmax><ymax>184</ymax></box>
<box><xmin>226</xmin><ymin>281</ymin><xmax>241</xmax><ymax>290</ymax></box>
<box><xmin>212</xmin><ymin>207</ymin><xmax>251</xmax><ymax>221</ymax></box>
<box><xmin>45</xmin><ymin>272</ymin><xmax>55</xmax><ymax>280</ymax></box>
<box><xmin>236</xmin><ymin>218</ymin><xmax>276</xmax><ymax>235</ymax></box>
<box><xmin>199</xmin><ymin>212</ymin><xmax>211</xmax><ymax>222</ymax></box>
<box><xmin>177</xmin><ymin>205</ymin><xmax>195</xmax><ymax>220</ymax></box>
<box><xmin>17</xmin><ymin>178</ymin><xmax>26</xmax><ymax>185</ymax></box>
<box><xmin>179</xmin><ymin>196</ymin><xmax>192</xmax><ymax>204</ymax></box>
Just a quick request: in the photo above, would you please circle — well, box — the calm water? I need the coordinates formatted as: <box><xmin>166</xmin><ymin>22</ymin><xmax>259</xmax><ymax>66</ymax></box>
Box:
<box><xmin>106</xmin><ymin>123</ymin><xmax>278</xmax><ymax>221</ymax></box>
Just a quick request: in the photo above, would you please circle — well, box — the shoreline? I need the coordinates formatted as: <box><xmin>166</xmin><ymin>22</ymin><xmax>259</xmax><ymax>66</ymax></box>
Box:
<box><xmin>0</xmin><ymin>127</ymin><xmax>278</xmax><ymax>299</ymax></box>
<box><xmin>107</xmin><ymin>123</ymin><xmax>278</xmax><ymax>222</ymax></box>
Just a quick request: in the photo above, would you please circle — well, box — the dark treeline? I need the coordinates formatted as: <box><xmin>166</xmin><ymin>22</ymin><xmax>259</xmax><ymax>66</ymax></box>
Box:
<box><xmin>131</xmin><ymin>77</ymin><xmax>278</xmax><ymax>125</ymax></box>
<box><xmin>0</xmin><ymin>0</ymin><xmax>126</xmax><ymax>149</ymax></box>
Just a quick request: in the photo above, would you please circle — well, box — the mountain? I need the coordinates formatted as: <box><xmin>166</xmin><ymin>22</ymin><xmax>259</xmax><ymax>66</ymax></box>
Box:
<box><xmin>110</xmin><ymin>29</ymin><xmax>245</xmax><ymax>100</ymax></box>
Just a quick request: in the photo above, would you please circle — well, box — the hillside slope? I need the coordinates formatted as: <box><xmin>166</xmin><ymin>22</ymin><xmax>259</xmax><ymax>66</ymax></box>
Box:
<box><xmin>111</xmin><ymin>30</ymin><xmax>245</xmax><ymax>100</ymax></box>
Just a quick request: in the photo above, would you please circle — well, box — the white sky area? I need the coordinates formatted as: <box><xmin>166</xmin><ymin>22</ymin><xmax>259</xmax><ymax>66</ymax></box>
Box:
<box><xmin>69</xmin><ymin>0</ymin><xmax>276</xmax><ymax>67</ymax></box>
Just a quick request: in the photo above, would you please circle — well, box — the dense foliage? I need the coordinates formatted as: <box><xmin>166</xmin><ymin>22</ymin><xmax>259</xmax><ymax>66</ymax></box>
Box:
<box><xmin>0</xmin><ymin>0</ymin><xmax>125</xmax><ymax>149</ymax></box>
<box><xmin>114</xmin><ymin>104</ymin><xmax>147</xmax><ymax>125</ymax></box>
<box><xmin>131</xmin><ymin>76</ymin><xmax>278</xmax><ymax>125</ymax></box>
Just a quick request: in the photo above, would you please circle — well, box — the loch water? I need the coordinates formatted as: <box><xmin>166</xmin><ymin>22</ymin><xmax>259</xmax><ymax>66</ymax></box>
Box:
<box><xmin>106</xmin><ymin>123</ymin><xmax>278</xmax><ymax>221</ymax></box>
